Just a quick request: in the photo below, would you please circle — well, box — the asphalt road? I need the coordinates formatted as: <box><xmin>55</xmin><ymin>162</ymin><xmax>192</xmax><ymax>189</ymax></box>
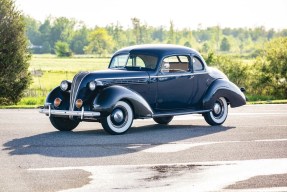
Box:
<box><xmin>0</xmin><ymin>104</ymin><xmax>287</xmax><ymax>192</ymax></box>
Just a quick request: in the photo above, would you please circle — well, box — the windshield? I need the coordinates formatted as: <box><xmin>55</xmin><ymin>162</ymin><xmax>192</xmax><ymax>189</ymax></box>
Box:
<box><xmin>109</xmin><ymin>54</ymin><xmax>158</xmax><ymax>71</ymax></box>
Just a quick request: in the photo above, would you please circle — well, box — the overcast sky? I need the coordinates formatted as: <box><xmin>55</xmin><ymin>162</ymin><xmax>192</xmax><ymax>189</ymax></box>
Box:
<box><xmin>15</xmin><ymin>0</ymin><xmax>287</xmax><ymax>29</ymax></box>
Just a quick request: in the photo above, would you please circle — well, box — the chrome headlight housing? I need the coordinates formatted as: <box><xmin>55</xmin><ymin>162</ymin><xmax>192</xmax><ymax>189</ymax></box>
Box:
<box><xmin>60</xmin><ymin>80</ymin><xmax>69</xmax><ymax>91</ymax></box>
<box><xmin>89</xmin><ymin>81</ymin><xmax>97</xmax><ymax>91</ymax></box>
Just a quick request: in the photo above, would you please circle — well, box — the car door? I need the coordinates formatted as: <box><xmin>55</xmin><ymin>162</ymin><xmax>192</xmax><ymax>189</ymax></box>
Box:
<box><xmin>156</xmin><ymin>55</ymin><xmax>194</xmax><ymax>110</ymax></box>
<box><xmin>187</xmin><ymin>55</ymin><xmax>210</xmax><ymax>107</ymax></box>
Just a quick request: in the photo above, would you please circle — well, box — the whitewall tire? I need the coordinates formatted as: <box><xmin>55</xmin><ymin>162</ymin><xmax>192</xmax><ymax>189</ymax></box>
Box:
<box><xmin>101</xmin><ymin>101</ymin><xmax>134</xmax><ymax>135</ymax></box>
<box><xmin>203</xmin><ymin>97</ymin><xmax>228</xmax><ymax>126</ymax></box>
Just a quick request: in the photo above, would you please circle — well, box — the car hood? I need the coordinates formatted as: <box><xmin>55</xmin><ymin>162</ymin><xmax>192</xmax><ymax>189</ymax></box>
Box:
<box><xmin>69</xmin><ymin>69</ymin><xmax>150</xmax><ymax>110</ymax></box>
<box><xmin>72</xmin><ymin>69</ymin><xmax>150</xmax><ymax>87</ymax></box>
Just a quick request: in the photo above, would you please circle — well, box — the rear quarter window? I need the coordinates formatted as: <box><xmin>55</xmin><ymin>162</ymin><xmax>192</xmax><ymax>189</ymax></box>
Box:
<box><xmin>193</xmin><ymin>57</ymin><xmax>205</xmax><ymax>72</ymax></box>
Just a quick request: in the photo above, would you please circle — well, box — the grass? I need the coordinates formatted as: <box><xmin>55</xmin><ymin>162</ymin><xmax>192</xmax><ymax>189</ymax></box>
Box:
<box><xmin>247</xmin><ymin>100</ymin><xmax>287</xmax><ymax>105</ymax></box>
<box><xmin>26</xmin><ymin>54</ymin><xmax>110</xmax><ymax>97</ymax></box>
<box><xmin>31</xmin><ymin>71</ymin><xmax>77</xmax><ymax>91</ymax></box>
<box><xmin>30</xmin><ymin>54</ymin><xmax>110</xmax><ymax>72</ymax></box>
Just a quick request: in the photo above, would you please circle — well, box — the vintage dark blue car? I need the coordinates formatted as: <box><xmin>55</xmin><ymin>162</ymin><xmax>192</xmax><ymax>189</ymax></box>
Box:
<box><xmin>40</xmin><ymin>44</ymin><xmax>246</xmax><ymax>134</ymax></box>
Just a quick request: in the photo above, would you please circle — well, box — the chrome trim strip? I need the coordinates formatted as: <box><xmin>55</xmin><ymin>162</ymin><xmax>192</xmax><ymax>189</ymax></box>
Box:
<box><xmin>96</xmin><ymin>76</ymin><xmax>149</xmax><ymax>81</ymax></box>
<box><xmin>152</xmin><ymin>72</ymin><xmax>208</xmax><ymax>78</ymax></box>
<box><xmin>39</xmin><ymin>109</ymin><xmax>101</xmax><ymax>118</ymax></box>
<box><xmin>95</xmin><ymin>72</ymin><xmax>209</xmax><ymax>82</ymax></box>
<box><xmin>152</xmin><ymin>109</ymin><xmax>211</xmax><ymax>117</ymax></box>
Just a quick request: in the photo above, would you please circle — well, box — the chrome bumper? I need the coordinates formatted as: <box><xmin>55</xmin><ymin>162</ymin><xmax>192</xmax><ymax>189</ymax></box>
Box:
<box><xmin>39</xmin><ymin>105</ymin><xmax>100</xmax><ymax>120</ymax></box>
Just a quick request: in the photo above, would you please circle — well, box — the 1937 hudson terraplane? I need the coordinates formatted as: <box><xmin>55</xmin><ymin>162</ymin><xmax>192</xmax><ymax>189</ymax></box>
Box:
<box><xmin>40</xmin><ymin>44</ymin><xmax>246</xmax><ymax>135</ymax></box>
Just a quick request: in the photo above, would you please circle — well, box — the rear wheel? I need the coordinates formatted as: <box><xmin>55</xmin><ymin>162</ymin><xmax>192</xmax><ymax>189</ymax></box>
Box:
<box><xmin>153</xmin><ymin>116</ymin><xmax>173</xmax><ymax>124</ymax></box>
<box><xmin>50</xmin><ymin>116</ymin><xmax>79</xmax><ymax>131</ymax></box>
<box><xmin>101</xmin><ymin>101</ymin><xmax>134</xmax><ymax>135</ymax></box>
<box><xmin>203</xmin><ymin>97</ymin><xmax>228</xmax><ymax>126</ymax></box>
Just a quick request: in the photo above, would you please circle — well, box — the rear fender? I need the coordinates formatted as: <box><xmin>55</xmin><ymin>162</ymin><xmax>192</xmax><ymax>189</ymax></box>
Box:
<box><xmin>93</xmin><ymin>85</ymin><xmax>153</xmax><ymax>118</ymax></box>
<box><xmin>203</xmin><ymin>79</ymin><xmax>246</xmax><ymax>109</ymax></box>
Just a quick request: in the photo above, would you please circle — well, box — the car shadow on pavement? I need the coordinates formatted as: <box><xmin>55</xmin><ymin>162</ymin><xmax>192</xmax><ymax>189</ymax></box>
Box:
<box><xmin>3</xmin><ymin>124</ymin><xmax>235</xmax><ymax>158</ymax></box>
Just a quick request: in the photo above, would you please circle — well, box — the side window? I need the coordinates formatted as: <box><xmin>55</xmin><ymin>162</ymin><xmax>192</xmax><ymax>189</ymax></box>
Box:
<box><xmin>126</xmin><ymin>56</ymin><xmax>145</xmax><ymax>67</ymax></box>
<box><xmin>161</xmin><ymin>55</ymin><xmax>190</xmax><ymax>73</ymax></box>
<box><xmin>125</xmin><ymin>54</ymin><xmax>158</xmax><ymax>69</ymax></box>
<box><xmin>193</xmin><ymin>57</ymin><xmax>205</xmax><ymax>72</ymax></box>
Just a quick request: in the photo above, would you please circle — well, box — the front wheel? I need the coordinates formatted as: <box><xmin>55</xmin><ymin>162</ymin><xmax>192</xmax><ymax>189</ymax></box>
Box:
<box><xmin>203</xmin><ymin>97</ymin><xmax>228</xmax><ymax>126</ymax></box>
<box><xmin>101</xmin><ymin>101</ymin><xmax>134</xmax><ymax>135</ymax></box>
<box><xmin>50</xmin><ymin>116</ymin><xmax>79</xmax><ymax>131</ymax></box>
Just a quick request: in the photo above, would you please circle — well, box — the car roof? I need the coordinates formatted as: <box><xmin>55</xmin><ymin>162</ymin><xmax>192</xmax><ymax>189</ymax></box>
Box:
<box><xmin>113</xmin><ymin>44</ymin><xmax>201</xmax><ymax>57</ymax></box>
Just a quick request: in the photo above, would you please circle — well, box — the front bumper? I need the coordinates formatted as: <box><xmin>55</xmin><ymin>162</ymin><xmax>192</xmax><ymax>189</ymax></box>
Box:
<box><xmin>39</xmin><ymin>105</ymin><xmax>100</xmax><ymax>120</ymax></box>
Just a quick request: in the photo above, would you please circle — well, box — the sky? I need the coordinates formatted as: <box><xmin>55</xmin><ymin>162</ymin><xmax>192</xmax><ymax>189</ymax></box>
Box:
<box><xmin>15</xmin><ymin>0</ymin><xmax>287</xmax><ymax>29</ymax></box>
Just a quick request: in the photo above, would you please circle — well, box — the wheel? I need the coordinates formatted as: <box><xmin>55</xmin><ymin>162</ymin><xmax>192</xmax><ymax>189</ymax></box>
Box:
<box><xmin>49</xmin><ymin>116</ymin><xmax>79</xmax><ymax>131</ymax></box>
<box><xmin>203</xmin><ymin>97</ymin><xmax>228</xmax><ymax>126</ymax></box>
<box><xmin>101</xmin><ymin>101</ymin><xmax>134</xmax><ymax>135</ymax></box>
<box><xmin>153</xmin><ymin>116</ymin><xmax>173</xmax><ymax>124</ymax></box>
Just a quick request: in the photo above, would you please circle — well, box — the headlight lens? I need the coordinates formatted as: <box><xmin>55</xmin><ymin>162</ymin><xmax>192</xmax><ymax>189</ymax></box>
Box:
<box><xmin>60</xmin><ymin>80</ymin><xmax>69</xmax><ymax>91</ymax></box>
<box><xmin>89</xmin><ymin>81</ymin><xmax>96</xmax><ymax>91</ymax></box>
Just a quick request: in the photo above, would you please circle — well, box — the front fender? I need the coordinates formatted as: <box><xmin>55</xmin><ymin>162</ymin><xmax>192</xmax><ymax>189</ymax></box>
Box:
<box><xmin>45</xmin><ymin>86</ymin><xmax>70</xmax><ymax>110</ymax></box>
<box><xmin>203</xmin><ymin>79</ymin><xmax>246</xmax><ymax>109</ymax></box>
<box><xmin>93</xmin><ymin>85</ymin><xmax>153</xmax><ymax>118</ymax></box>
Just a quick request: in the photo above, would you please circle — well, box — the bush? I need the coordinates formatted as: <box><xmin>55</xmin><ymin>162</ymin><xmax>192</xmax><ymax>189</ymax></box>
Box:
<box><xmin>54</xmin><ymin>41</ymin><xmax>72</xmax><ymax>57</ymax></box>
<box><xmin>0</xmin><ymin>0</ymin><xmax>31</xmax><ymax>105</ymax></box>
<box><xmin>203</xmin><ymin>52</ymin><xmax>250</xmax><ymax>88</ymax></box>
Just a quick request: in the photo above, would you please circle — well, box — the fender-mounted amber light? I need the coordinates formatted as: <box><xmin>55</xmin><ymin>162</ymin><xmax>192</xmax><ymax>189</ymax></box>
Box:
<box><xmin>54</xmin><ymin>98</ymin><xmax>62</xmax><ymax>107</ymax></box>
<box><xmin>75</xmin><ymin>99</ymin><xmax>83</xmax><ymax>109</ymax></box>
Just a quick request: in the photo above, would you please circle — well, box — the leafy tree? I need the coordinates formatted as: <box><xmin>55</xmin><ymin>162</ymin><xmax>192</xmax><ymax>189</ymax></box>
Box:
<box><xmin>0</xmin><ymin>0</ymin><xmax>31</xmax><ymax>105</ymax></box>
<box><xmin>131</xmin><ymin>17</ymin><xmax>141</xmax><ymax>44</ymax></box>
<box><xmin>70</xmin><ymin>26</ymin><xmax>89</xmax><ymax>54</ymax></box>
<box><xmin>24</xmin><ymin>16</ymin><xmax>42</xmax><ymax>45</ymax></box>
<box><xmin>202</xmin><ymin>42</ymin><xmax>210</xmax><ymax>53</ymax></box>
<box><xmin>41</xmin><ymin>41</ymin><xmax>51</xmax><ymax>53</ymax></box>
<box><xmin>184</xmin><ymin>41</ymin><xmax>191</xmax><ymax>48</ymax></box>
<box><xmin>50</xmin><ymin>17</ymin><xmax>76</xmax><ymax>49</ymax></box>
<box><xmin>54</xmin><ymin>41</ymin><xmax>72</xmax><ymax>57</ymax></box>
<box><xmin>255</xmin><ymin>37</ymin><xmax>287</xmax><ymax>98</ymax></box>
<box><xmin>168</xmin><ymin>20</ymin><xmax>175</xmax><ymax>44</ymax></box>
<box><xmin>204</xmin><ymin>53</ymin><xmax>249</xmax><ymax>88</ymax></box>
<box><xmin>152</xmin><ymin>26</ymin><xmax>166</xmax><ymax>42</ymax></box>
<box><xmin>106</xmin><ymin>22</ymin><xmax>128</xmax><ymax>50</ymax></box>
<box><xmin>220</xmin><ymin>37</ymin><xmax>231</xmax><ymax>51</ymax></box>
<box><xmin>39</xmin><ymin>18</ymin><xmax>52</xmax><ymax>53</ymax></box>
<box><xmin>84</xmin><ymin>28</ymin><xmax>114</xmax><ymax>56</ymax></box>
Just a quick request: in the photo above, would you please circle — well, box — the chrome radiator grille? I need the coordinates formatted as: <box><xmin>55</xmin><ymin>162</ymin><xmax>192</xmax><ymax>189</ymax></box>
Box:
<box><xmin>69</xmin><ymin>72</ymin><xmax>89</xmax><ymax>111</ymax></box>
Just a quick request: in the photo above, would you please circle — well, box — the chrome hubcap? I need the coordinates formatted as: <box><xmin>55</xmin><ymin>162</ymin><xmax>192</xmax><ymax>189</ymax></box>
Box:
<box><xmin>213</xmin><ymin>103</ymin><xmax>222</xmax><ymax>115</ymax></box>
<box><xmin>111</xmin><ymin>109</ymin><xmax>124</xmax><ymax>123</ymax></box>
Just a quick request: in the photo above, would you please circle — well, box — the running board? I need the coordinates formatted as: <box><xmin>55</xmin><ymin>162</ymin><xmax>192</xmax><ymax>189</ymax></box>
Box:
<box><xmin>152</xmin><ymin>109</ymin><xmax>211</xmax><ymax>117</ymax></box>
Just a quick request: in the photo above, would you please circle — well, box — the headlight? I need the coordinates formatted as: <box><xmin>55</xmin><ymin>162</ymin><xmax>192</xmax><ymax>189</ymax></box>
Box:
<box><xmin>89</xmin><ymin>81</ymin><xmax>97</xmax><ymax>91</ymax></box>
<box><xmin>60</xmin><ymin>80</ymin><xmax>69</xmax><ymax>91</ymax></box>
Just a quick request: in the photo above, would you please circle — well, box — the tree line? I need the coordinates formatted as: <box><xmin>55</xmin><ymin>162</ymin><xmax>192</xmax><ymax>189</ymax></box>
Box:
<box><xmin>25</xmin><ymin>16</ymin><xmax>287</xmax><ymax>57</ymax></box>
